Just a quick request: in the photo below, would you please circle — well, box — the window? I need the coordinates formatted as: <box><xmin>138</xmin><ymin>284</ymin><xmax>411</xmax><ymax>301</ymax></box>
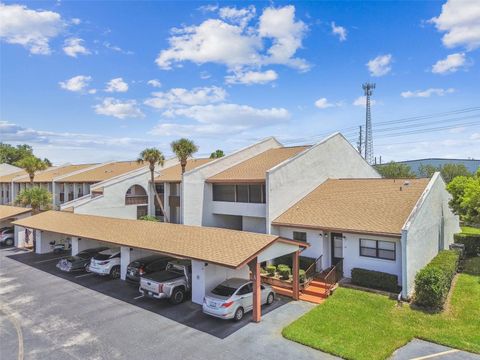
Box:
<box><xmin>212</xmin><ymin>183</ymin><xmax>266</xmax><ymax>203</ymax></box>
<box><xmin>237</xmin><ymin>283</ymin><xmax>253</xmax><ymax>295</ymax></box>
<box><xmin>155</xmin><ymin>183</ymin><xmax>164</xmax><ymax>194</ymax></box>
<box><xmin>212</xmin><ymin>184</ymin><xmax>235</xmax><ymax>202</ymax></box>
<box><xmin>236</xmin><ymin>185</ymin><xmax>249</xmax><ymax>203</ymax></box>
<box><xmin>293</xmin><ymin>231</ymin><xmax>307</xmax><ymax>242</ymax></box>
<box><xmin>249</xmin><ymin>185</ymin><xmax>262</xmax><ymax>203</ymax></box>
<box><xmin>360</xmin><ymin>239</ymin><xmax>396</xmax><ymax>260</ymax></box>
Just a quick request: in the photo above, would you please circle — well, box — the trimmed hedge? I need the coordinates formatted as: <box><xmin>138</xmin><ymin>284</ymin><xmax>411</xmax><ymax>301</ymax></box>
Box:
<box><xmin>278</xmin><ymin>265</ymin><xmax>291</xmax><ymax>280</ymax></box>
<box><xmin>351</xmin><ymin>268</ymin><xmax>399</xmax><ymax>293</ymax></box>
<box><xmin>454</xmin><ymin>233</ymin><xmax>480</xmax><ymax>257</ymax></box>
<box><xmin>299</xmin><ymin>269</ymin><xmax>306</xmax><ymax>283</ymax></box>
<box><xmin>265</xmin><ymin>265</ymin><xmax>276</xmax><ymax>276</ymax></box>
<box><xmin>414</xmin><ymin>250</ymin><xmax>460</xmax><ymax>310</ymax></box>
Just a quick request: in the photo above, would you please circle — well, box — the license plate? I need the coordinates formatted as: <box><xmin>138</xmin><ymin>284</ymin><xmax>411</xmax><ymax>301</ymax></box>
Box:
<box><xmin>208</xmin><ymin>301</ymin><xmax>216</xmax><ymax>308</ymax></box>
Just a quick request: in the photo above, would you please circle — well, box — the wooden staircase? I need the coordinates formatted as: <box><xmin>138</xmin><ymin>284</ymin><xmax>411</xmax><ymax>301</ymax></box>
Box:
<box><xmin>272</xmin><ymin>279</ymin><xmax>330</xmax><ymax>304</ymax></box>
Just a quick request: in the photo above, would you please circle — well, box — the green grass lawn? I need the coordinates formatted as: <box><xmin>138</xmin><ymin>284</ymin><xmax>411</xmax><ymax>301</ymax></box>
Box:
<box><xmin>461</xmin><ymin>226</ymin><xmax>480</xmax><ymax>235</ymax></box>
<box><xmin>282</xmin><ymin>273</ymin><xmax>480</xmax><ymax>360</ymax></box>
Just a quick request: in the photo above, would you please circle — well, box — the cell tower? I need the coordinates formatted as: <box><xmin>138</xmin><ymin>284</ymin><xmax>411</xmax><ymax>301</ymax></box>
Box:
<box><xmin>363</xmin><ymin>82</ymin><xmax>375</xmax><ymax>164</ymax></box>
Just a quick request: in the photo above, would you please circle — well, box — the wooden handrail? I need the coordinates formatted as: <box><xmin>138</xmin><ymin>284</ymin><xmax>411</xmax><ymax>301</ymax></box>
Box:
<box><xmin>305</xmin><ymin>254</ymin><xmax>323</xmax><ymax>282</ymax></box>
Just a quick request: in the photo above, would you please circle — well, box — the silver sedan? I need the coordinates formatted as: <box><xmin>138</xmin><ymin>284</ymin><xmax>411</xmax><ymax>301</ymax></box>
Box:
<box><xmin>202</xmin><ymin>278</ymin><xmax>275</xmax><ymax>321</ymax></box>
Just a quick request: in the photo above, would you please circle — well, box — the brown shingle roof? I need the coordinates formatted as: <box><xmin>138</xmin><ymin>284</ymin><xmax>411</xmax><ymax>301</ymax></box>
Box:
<box><xmin>0</xmin><ymin>170</ymin><xmax>28</xmax><ymax>183</ymax></box>
<box><xmin>155</xmin><ymin>158</ymin><xmax>214</xmax><ymax>183</ymax></box>
<box><xmin>59</xmin><ymin>161</ymin><xmax>146</xmax><ymax>183</ymax></box>
<box><xmin>0</xmin><ymin>205</ymin><xmax>31</xmax><ymax>221</ymax></box>
<box><xmin>14</xmin><ymin>164</ymin><xmax>97</xmax><ymax>183</ymax></box>
<box><xmin>273</xmin><ymin>178</ymin><xmax>430</xmax><ymax>237</ymax></box>
<box><xmin>207</xmin><ymin>146</ymin><xmax>309</xmax><ymax>183</ymax></box>
<box><xmin>13</xmin><ymin>211</ymin><xmax>293</xmax><ymax>268</ymax></box>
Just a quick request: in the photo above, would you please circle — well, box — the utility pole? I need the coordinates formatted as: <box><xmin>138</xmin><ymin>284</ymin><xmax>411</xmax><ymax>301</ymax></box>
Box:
<box><xmin>363</xmin><ymin>82</ymin><xmax>375</xmax><ymax>164</ymax></box>
<box><xmin>357</xmin><ymin>125</ymin><xmax>363</xmax><ymax>155</ymax></box>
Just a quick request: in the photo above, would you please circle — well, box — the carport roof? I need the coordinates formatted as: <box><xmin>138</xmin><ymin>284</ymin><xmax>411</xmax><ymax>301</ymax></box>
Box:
<box><xmin>0</xmin><ymin>205</ymin><xmax>32</xmax><ymax>221</ymax></box>
<box><xmin>13</xmin><ymin>211</ymin><xmax>303</xmax><ymax>268</ymax></box>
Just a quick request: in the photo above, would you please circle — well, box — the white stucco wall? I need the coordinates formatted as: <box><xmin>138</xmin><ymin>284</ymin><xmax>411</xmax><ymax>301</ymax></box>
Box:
<box><xmin>36</xmin><ymin>230</ymin><xmax>66</xmax><ymax>254</ymax></box>
<box><xmin>191</xmin><ymin>260</ymin><xmax>250</xmax><ymax>304</ymax></box>
<box><xmin>211</xmin><ymin>201</ymin><xmax>266</xmax><ymax>219</ymax></box>
<box><xmin>242</xmin><ymin>216</ymin><xmax>266</xmax><ymax>233</ymax></box>
<box><xmin>266</xmin><ymin>133</ymin><xmax>380</xmax><ymax>233</ymax></box>
<box><xmin>182</xmin><ymin>137</ymin><xmax>281</xmax><ymax>227</ymax></box>
<box><xmin>274</xmin><ymin>226</ymin><xmax>326</xmax><ymax>266</ymax></box>
<box><xmin>401</xmin><ymin>173</ymin><xmax>460</xmax><ymax>298</ymax></box>
<box><xmin>73</xmin><ymin>170</ymin><xmax>151</xmax><ymax>220</ymax></box>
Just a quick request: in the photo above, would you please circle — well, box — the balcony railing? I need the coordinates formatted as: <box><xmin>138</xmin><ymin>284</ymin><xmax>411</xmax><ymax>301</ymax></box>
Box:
<box><xmin>125</xmin><ymin>195</ymin><xmax>148</xmax><ymax>205</ymax></box>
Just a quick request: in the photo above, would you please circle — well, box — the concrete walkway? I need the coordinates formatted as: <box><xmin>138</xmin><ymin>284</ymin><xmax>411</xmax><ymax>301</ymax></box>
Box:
<box><xmin>0</xmin><ymin>247</ymin><xmax>337</xmax><ymax>360</ymax></box>
<box><xmin>391</xmin><ymin>339</ymin><xmax>480</xmax><ymax>360</ymax></box>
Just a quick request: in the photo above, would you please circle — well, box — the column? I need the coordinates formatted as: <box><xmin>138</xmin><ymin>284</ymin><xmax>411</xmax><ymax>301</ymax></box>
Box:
<box><xmin>249</xmin><ymin>257</ymin><xmax>261</xmax><ymax>323</ymax></box>
<box><xmin>120</xmin><ymin>246</ymin><xmax>131</xmax><ymax>280</ymax></box>
<box><xmin>292</xmin><ymin>250</ymin><xmax>300</xmax><ymax>300</ymax></box>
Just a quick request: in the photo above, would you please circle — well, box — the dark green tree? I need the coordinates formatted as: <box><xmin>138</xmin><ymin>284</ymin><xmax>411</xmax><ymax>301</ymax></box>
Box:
<box><xmin>375</xmin><ymin>161</ymin><xmax>416</xmax><ymax>179</ymax></box>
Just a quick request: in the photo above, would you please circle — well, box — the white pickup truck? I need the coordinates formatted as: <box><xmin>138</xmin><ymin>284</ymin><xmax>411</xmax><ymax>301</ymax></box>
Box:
<box><xmin>139</xmin><ymin>259</ymin><xmax>192</xmax><ymax>304</ymax></box>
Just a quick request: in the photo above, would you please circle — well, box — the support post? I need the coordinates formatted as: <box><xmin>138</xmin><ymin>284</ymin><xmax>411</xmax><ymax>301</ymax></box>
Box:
<box><xmin>249</xmin><ymin>257</ymin><xmax>261</xmax><ymax>323</ymax></box>
<box><xmin>292</xmin><ymin>250</ymin><xmax>300</xmax><ymax>300</ymax></box>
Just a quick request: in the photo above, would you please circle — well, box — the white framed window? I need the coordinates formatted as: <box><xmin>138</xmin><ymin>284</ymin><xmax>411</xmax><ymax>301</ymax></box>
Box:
<box><xmin>359</xmin><ymin>239</ymin><xmax>396</xmax><ymax>260</ymax></box>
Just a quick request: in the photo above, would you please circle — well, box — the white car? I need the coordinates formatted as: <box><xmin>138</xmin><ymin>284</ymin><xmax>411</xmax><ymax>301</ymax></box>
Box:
<box><xmin>203</xmin><ymin>278</ymin><xmax>275</xmax><ymax>321</ymax></box>
<box><xmin>88</xmin><ymin>248</ymin><xmax>121</xmax><ymax>279</ymax></box>
<box><xmin>0</xmin><ymin>227</ymin><xmax>14</xmax><ymax>246</ymax></box>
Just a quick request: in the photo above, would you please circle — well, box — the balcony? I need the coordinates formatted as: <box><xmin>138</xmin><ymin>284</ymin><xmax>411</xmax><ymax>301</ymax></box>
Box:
<box><xmin>211</xmin><ymin>201</ymin><xmax>266</xmax><ymax>218</ymax></box>
<box><xmin>169</xmin><ymin>195</ymin><xmax>180</xmax><ymax>208</ymax></box>
<box><xmin>125</xmin><ymin>195</ymin><xmax>148</xmax><ymax>205</ymax></box>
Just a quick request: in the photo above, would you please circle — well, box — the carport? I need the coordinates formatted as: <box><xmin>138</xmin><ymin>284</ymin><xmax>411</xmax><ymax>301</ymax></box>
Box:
<box><xmin>14</xmin><ymin>210</ymin><xmax>306</xmax><ymax>322</ymax></box>
<box><xmin>0</xmin><ymin>205</ymin><xmax>32</xmax><ymax>247</ymax></box>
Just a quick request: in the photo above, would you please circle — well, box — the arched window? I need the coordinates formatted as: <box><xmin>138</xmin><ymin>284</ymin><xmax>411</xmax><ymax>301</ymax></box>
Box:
<box><xmin>125</xmin><ymin>185</ymin><xmax>148</xmax><ymax>205</ymax></box>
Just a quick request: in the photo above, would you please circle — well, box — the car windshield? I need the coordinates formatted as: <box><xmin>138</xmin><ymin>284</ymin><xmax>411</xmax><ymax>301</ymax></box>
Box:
<box><xmin>211</xmin><ymin>284</ymin><xmax>237</xmax><ymax>297</ymax></box>
<box><xmin>129</xmin><ymin>261</ymin><xmax>143</xmax><ymax>268</ymax></box>
<box><xmin>94</xmin><ymin>254</ymin><xmax>112</xmax><ymax>260</ymax></box>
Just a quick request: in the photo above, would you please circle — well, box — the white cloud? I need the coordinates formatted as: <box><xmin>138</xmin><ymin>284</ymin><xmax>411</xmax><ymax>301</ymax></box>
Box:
<box><xmin>147</xmin><ymin>79</ymin><xmax>162</xmax><ymax>88</ymax></box>
<box><xmin>219</xmin><ymin>5</ymin><xmax>256</xmax><ymax>28</ymax></box>
<box><xmin>103</xmin><ymin>41</ymin><xmax>134</xmax><ymax>55</ymax></box>
<box><xmin>105</xmin><ymin>78</ymin><xmax>129</xmax><ymax>93</ymax></box>
<box><xmin>314</xmin><ymin>97</ymin><xmax>341</xmax><ymax>109</ymax></box>
<box><xmin>156</xmin><ymin>5</ymin><xmax>308</xmax><ymax>72</ymax></box>
<box><xmin>225</xmin><ymin>69</ymin><xmax>278</xmax><ymax>85</ymax></box>
<box><xmin>151</xmin><ymin>103</ymin><xmax>289</xmax><ymax>137</ymax></box>
<box><xmin>366</xmin><ymin>54</ymin><xmax>393</xmax><ymax>77</ymax></box>
<box><xmin>331</xmin><ymin>22</ymin><xmax>347</xmax><ymax>41</ymax></box>
<box><xmin>430</xmin><ymin>0</ymin><xmax>480</xmax><ymax>50</ymax></box>
<box><xmin>63</xmin><ymin>37</ymin><xmax>89</xmax><ymax>57</ymax></box>
<box><xmin>59</xmin><ymin>75</ymin><xmax>92</xmax><ymax>92</ymax></box>
<box><xmin>431</xmin><ymin>52</ymin><xmax>467</xmax><ymax>73</ymax></box>
<box><xmin>71</xmin><ymin>18</ymin><xmax>81</xmax><ymax>25</ymax></box>
<box><xmin>145</xmin><ymin>86</ymin><xmax>226</xmax><ymax>109</ymax></box>
<box><xmin>401</xmin><ymin>88</ymin><xmax>456</xmax><ymax>98</ymax></box>
<box><xmin>94</xmin><ymin>98</ymin><xmax>144</xmax><ymax>119</ymax></box>
<box><xmin>353</xmin><ymin>96</ymin><xmax>377</xmax><ymax>107</ymax></box>
<box><xmin>0</xmin><ymin>3</ymin><xmax>64</xmax><ymax>55</ymax></box>
<box><xmin>200</xmin><ymin>71</ymin><xmax>211</xmax><ymax>79</ymax></box>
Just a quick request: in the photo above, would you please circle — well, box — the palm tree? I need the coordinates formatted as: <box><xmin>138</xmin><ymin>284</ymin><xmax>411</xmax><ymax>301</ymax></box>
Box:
<box><xmin>210</xmin><ymin>149</ymin><xmax>225</xmax><ymax>159</ymax></box>
<box><xmin>171</xmin><ymin>138</ymin><xmax>198</xmax><ymax>174</ymax></box>
<box><xmin>15</xmin><ymin>155</ymin><xmax>48</xmax><ymax>185</ymax></box>
<box><xmin>16</xmin><ymin>187</ymin><xmax>52</xmax><ymax>249</ymax></box>
<box><xmin>137</xmin><ymin>148</ymin><xmax>169</xmax><ymax>222</ymax></box>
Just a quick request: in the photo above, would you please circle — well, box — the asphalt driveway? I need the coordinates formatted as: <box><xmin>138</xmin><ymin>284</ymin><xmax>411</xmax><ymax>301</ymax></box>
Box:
<box><xmin>6</xmin><ymin>249</ymin><xmax>289</xmax><ymax>339</ymax></box>
<box><xmin>1</xmin><ymin>247</ymin><xmax>338</xmax><ymax>360</ymax></box>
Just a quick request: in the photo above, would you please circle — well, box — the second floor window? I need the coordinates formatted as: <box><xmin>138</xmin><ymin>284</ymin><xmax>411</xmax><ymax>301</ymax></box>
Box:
<box><xmin>212</xmin><ymin>184</ymin><xmax>266</xmax><ymax>203</ymax></box>
<box><xmin>293</xmin><ymin>231</ymin><xmax>307</xmax><ymax>242</ymax></box>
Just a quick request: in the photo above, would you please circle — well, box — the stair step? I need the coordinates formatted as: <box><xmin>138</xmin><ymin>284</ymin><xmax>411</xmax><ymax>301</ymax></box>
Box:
<box><xmin>302</xmin><ymin>287</ymin><xmax>328</xmax><ymax>298</ymax></box>
<box><xmin>309</xmin><ymin>280</ymin><xmax>329</xmax><ymax>288</ymax></box>
<box><xmin>299</xmin><ymin>293</ymin><xmax>325</xmax><ymax>304</ymax></box>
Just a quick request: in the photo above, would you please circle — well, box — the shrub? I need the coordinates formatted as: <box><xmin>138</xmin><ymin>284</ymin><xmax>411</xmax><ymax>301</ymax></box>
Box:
<box><xmin>454</xmin><ymin>233</ymin><xmax>480</xmax><ymax>257</ymax></box>
<box><xmin>266</xmin><ymin>265</ymin><xmax>276</xmax><ymax>276</ymax></box>
<box><xmin>277</xmin><ymin>264</ymin><xmax>290</xmax><ymax>272</ymax></box>
<box><xmin>278</xmin><ymin>266</ymin><xmax>291</xmax><ymax>280</ymax></box>
<box><xmin>351</xmin><ymin>268</ymin><xmax>399</xmax><ymax>293</ymax></box>
<box><xmin>299</xmin><ymin>269</ymin><xmax>306</xmax><ymax>283</ymax></box>
<box><xmin>414</xmin><ymin>250</ymin><xmax>460</xmax><ymax>309</ymax></box>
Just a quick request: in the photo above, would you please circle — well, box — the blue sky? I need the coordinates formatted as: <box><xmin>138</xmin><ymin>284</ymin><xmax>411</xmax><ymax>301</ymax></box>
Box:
<box><xmin>1</xmin><ymin>0</ymin><xmax>479</xmax><ymax>164</ymax></box>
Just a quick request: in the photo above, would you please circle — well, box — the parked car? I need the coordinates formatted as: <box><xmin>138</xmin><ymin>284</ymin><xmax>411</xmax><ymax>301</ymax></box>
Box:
<box><xmin>202</xmin><ymin>278</ymin><xmax>275</xmax><ymax>321</ymax></box>
<box><xmin>88</xmin><ymin>248</ymin><xmax>121</xmax><ymax>279</ymax></box>
<box><xmin>0</xmin><ymin>227</ymin><xmax>14</xmax><ymax>246</ymax></box>
<box><xmin>126</xmin><ymin>255</ymin><xmax>174</xmax><ymax>284</ymax></box>
<box><xmin>139</xmin><ymin>259</ymin><xmax>191</xmax><ymax>304</ymax></box>
<box><xmin>56</xmin><ymin>246</ymin><xmax>109</xmax><ymax>272</ymax></box>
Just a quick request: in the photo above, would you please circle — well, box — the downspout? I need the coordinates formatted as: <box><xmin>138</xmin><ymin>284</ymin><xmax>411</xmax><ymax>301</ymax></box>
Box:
<box><xmin>400</xmin><ymin>229</ymin><xmax>408</xmax><ymax>300</ymax></box>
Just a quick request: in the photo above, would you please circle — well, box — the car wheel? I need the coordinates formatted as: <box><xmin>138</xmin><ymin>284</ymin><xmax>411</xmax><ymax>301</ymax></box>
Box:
<box><xmin>233</xmin><ymin>307</ymin><xmax>244</xmax><ymax>321</ymax></box>
<box><xmin>266</xmin><ymin>292</ymin><xmax>274</xmax><ymax>305</ymax></box>
<box><xmin>169</xmin><ymin>287</ymin><xmax>185</xmax><ymax>305</ymax></box>
<box><xmin>5</xmin><ymin>239</ymin><xmax>14</xmax><ymax>246</ymax></box>
<box><xmin>110</xmin><ymin>265</ymin><xmax>120</xmax><ymax>279</ymax></box>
